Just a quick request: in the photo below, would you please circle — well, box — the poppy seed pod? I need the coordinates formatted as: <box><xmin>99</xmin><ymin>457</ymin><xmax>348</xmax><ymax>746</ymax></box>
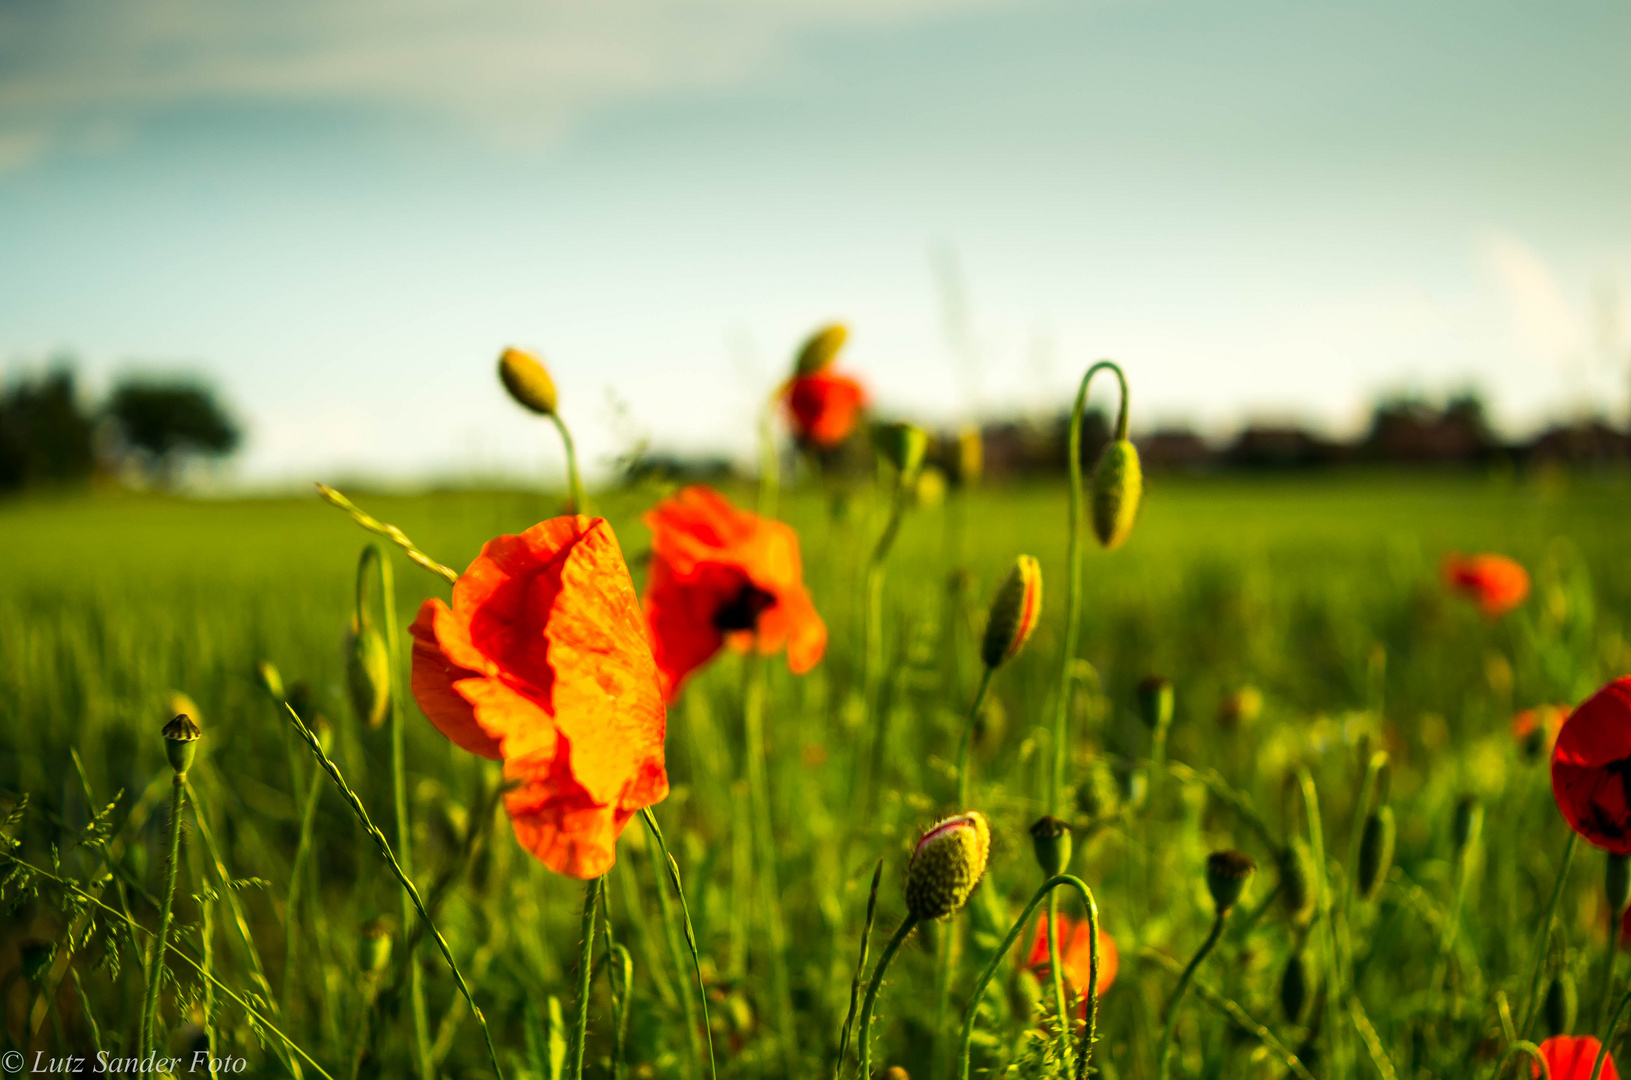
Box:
<box><xmin>1356</xmin><ymin>806</ymin><xmax>1395</xmax><ymax>901</ymax></box>
<box><xmin>345</xmin><ymin>617</ymin><xmax>391</xmax><ymax>729</ymax></box>
<box><xmin>1136</xmin><ymin>675</ymin><xmax>1174</xmax><ymax>731</ymax></box>
<box><xmin>162</xmin><ymin>713</ymin><xmax>202</xmax><ymax>776</ymax></box>
<box><xmin>1280</xmin><ymin>840</ymin><xmax>1316</xmax><ymax>927</ymax></box>
<box><xmin>256</xmin><ymin>659</ymin><xmax>285</xmax><ymax>702</ymax></box>
<box><xmin>794</xmin><ymin>323</ymin><xmax>848</xmax><ymax>376</ymax></box>
<box><xmin>498</xmin><ymin>347</ymin><xmax>559</xmax><ymax>416</ymax></box>
<box><xmin>981</xmin><ymin>555</ymin><xmax>1042</xmax><ymax>669</ymax></box>
<box><xmin>875</xmin><ymin>422</ymin><xmax>929</xmax><ymax>478</ymax></box>
<box><xmin>1280</xmin><ymin>949</ymin><xmax>1313</xmax><ymax>1024</ymax></box>
<box><xmin>1545</xmin><ymin>971</ymin><xmax>1579</xmax><ymax>1036</ymax></box>
<box><xmin>905</xmin><ymin>811</ymin><xmax>991</xmax><ymax>921</ymax></box>
<box><xmin>1608</xmin><ymin>854</ymin><xmax>1631</xmax><ymax>916</ymax></box>
<box><xmin>1029</xmin><ymin>815</ymin><xmax>1073</xmax><ymax>878</ymax></box>
<box><xmin>1205</xmin><ymin>850</ymin><xmax>1257</xmax><ymax>914</ymax></box>
<box><xmin>359</xmin><ymin>918</ymin><xmax>393</xmax><ymax>975</ymax></box>
<box><xmin>1089</xmin><ymin>438</ymin><xmax>1142</xmax><ymax>550</ymax></box>
<box><xmin>1452</xmin><ymin>795</ymin><xmax>1483</xmax><ymax>856</ymax></box>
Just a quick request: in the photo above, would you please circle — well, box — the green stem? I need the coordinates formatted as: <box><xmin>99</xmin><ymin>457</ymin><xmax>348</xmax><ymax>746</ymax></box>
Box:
<box><xmin>283</xmin><ymin>759</ymin><xmax>325</xmax><ymax>1019</ymax></box>
<box><xmin>746</xmin><ymin>659</ymin><xmax>799</xmax><ymax>1078</ymax></box>
<box><xmin>953</xmin><ymin>667</ymin><xmax>995</xmax><ymax>808</ymax></box>
<box><xmin>957</xmin><ymin>876</ymin><xmax>1101</xmax><ymax>1080</ymax></box>
<box><xmin>1492</xmin><ymin>1040</ymin><xmax>1548</xmax><ymax>1080</ymax></box>
<box><xmin>1590</xmin><ymin>988</ymin><xmax>1631</xmax><ymax>1080</ymax></box>
<box><xmin>860</xmin><ymin>486</ymin><xmax>908</xmax><ymax>801</ymax></box>
<box><xmin>1051</xmin><ymin>361</ymin><xmax>1128</xmax><ymax>816</ymax></box>
<box><xmin>1046</xmin><ymin>890</ymin><xmax>1071</xmax><ymax>1069</ymax></box>
<box><xmin>1431</xmin><ymin>815</ymin><xmax>1480</xmax><ymax>1017</ymax></box>
<box><xmin>1521</xmin><ymin>831</ymin><xmax>1580</xmax><ymax>1039</ymax></box>
<box><xmin>857</xmin><ymin>917</ymin><xmax>919</xmax><ymax>1080</ymax></box>
<box><xmin>1155</xmin><ymin>912</ymin><xmax>1226</xmax><ymax>1080</ymax></box>
<box><xmin>571</xmin><ymin>876</ymin><xmax>602</xmax><ymax>1080</ymax></box>
<box><xmin>1296</xmin><ymin>766</ymin><xmax>1349</xmax><ymax>1080</ymax></box>
<box><xmin>838</xmin><ymin>859</ymin><xmax>885</xmax><ymax>1080</ymax></box>
<box><xmin>640</xmin><ymin>808</ymin><xmax>718</xmax><ymax>1080</ymax></box>
<box><xmin>140</xmin><ymin>775</ymin><xmax>186</xmax><ymax>1058</ymax></box>
<box><xmin>551</xmin><ymin>412</ymin><xmax>587</xmax><ymax>514</ymax></box>
<box><xmin>1139</xmin><ymin>946</ymin><xmax>1315</xmax><ymax>1080</ymax></box>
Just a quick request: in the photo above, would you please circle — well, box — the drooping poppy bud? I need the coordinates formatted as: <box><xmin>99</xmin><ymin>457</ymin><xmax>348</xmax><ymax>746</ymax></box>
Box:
<box><xmin>1356</xmin><ymin>806</ymin><xmax>1395</xmax><ymax>901</ymax></box>
<box><xmin>345</xmin><ymin>615</ymin><xmax>391</xmax><ymax>730</ymax></box>
<box><xmin>794</xmin><ymin>323</ymin><xmax>848</xmax><ymax>376</ymax></box>
<box><xmin>1029</xmin><ymin>815</ymin><xmax>1073</xmax><ymax>878</ymax></box>
<box><xmin>1545</xmin><ymin>971</ymin><xmax>1579</xmax><ymax>1036</ymax></box>
<box><xmin>359</xmin><ymin>918</ymin><xmax>393</xmax><ymax>974</ymax></box>
<box><xmin>498</xmin><ymin>346</ymin><xmax>559</xmax><ymax>416</ymax></box>
<box><xmin>1452</xmin><ymin>795</ymin><xmax>1483</xmax><ymax>857</ymax></box>
<box><xmin>1280</xmin><ymin>948</ymin><xmax>1312</xmax><ymax>1024</ymax></box>
<box><xmin>163</xmin><ymin>713</ymin><xmax>202</xmax><ymax>776</ymax></box>
<box><xmin>875</xmin><ymin>422</ymin><xmax>929</xmax><ymax>478</ymax></box>
<box><xmin>1280</xmin><ymin>840</ymin><xmax>1316</xmax><ymax>927</ymax></box>
<box><xmin>905</xmin><ymin>811</ymin><xmax>991</xmax><ymax>921</ymax></box>
<box><xmin>1204</xmin><ymin>850</ymin><xmax>1256</xmax><ymax>914</ymax></box>
<box><xmin>1089</xmin><ymin>438</ymin><xmax>1142</xmax><ymax>550</ymax></box>
<box><xmin>980</xmin><ymin>555</ymin><xmax>1042</xmax><ymax>669</ymax></box>
<box><xmin>1136</xmin><ymin>675</ymin><xmax>1174</xmax><ymax>731</ymax></box>
<box><xmin>1609</xmin><ymin>853</ymin><xmax>1631</xmax><ymax>917</ymax></box>
<box><xmin>255</xmin><ymin>660</ymin><xmax>285</xmax><ymax>702</ymax></box>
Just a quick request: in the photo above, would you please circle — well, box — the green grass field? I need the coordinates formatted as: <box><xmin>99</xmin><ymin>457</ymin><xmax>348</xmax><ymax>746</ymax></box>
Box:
<box><xmin>3</xmin><ymin>471</ymin><xmax>1630</xmax><ymax>1079</ymax></box>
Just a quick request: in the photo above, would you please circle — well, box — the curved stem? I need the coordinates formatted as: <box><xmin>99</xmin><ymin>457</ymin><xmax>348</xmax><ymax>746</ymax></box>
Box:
<box><xmin>858</xmin><ymin>917</ymin><xmax>919</xmax><ymax>1080</ymax></box>
<box><xmin>1590</xmin><ymin>987</ymin><xmax>1631</xmax><ymax>1080</ymax></box>
<box><xmin>1492</xmin><ymin>1040</ymin><xmax>1549</xmax><ymax>1080</ymax></box>
<box><xmin>549</xmin><ymin>412</ymin><xmax>587</xmax><ymax>514</ymax></box>
<box><xmin>1155</xmin><ymin>912</ymin><xmax>1226</xmax><ymax>1080</ymax></box>
<box><xmin>1046</xmin><ymin>891</ymin><xmax>1071</xmax><ymax>1065</ymax></box>
<box><xmin>959</xmin><ymin>874</ymin><xmax>1101</xmax><ymax>1080</ymax></box>
<box><xmin>1521</xmin><ymin>831</ymin><xmax>1580</xmax><ymax>1039</ymax></box>
<box><xmin>140</xmin><ymin>775</ymin><xmax>186</xmax><ymax>1057</ymax></box>
<box><xmin>1051</xmin><ymin>360</ymin><xmax>1128</xmax><ymax>816</ymax></box>
<box><xmin>571</xmin><ymin>876</ymin><xmax>601</xmax><ymax>1080</ymax></box>
<box><xmin>953</xmin><ymin>667</ymin><xmax>995</xmax><ymax>808</ymax></box>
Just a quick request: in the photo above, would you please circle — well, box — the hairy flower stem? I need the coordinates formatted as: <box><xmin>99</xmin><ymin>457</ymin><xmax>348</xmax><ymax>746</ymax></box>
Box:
<box><xmin>1155</xmin><ymin>912</ymin><xmax>1225</xmax><ymax>1080</ymax></box>
<box><xmin>550</xmin><ymin>412</ymin><xmax>587</xmax><ymax>514</ymax></box>
<box><xmin>140</xmin><ymin>775</ymin><xmax>185</xmax><ymax>1058</ymax></box>
<box><xmin>857</xmin><ymin>917</ymin><xmax>919</xmax><ymax>1080</ymax></box>
<box><xmin>1520</xmin><ymin>830</ymin><xmax>1579</xmax><ymax>1039</ymax></box>
<box><xmin>745</xmin><ymin>660</ymin><xmax>799</xmax><ymax>1077</ymax></box>
<box><xmin>571</xmin><ymin>876</ymin><xmax>602</xmax><ymax>1080</ymax></box>
<box><xmin>953</xmin><ymin>667</ymin><xmax>995</xmax><ymax>808</ymax></box>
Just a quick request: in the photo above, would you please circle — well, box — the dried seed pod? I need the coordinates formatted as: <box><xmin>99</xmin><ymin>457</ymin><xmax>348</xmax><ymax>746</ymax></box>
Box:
<box><xmin>980</xmin><ymin>556</ymin><xmax>1042</xmax><ymax>669</ymax></box>
<box><xmin>498</xmin><ymin>346</ymin><xmax>558</xmax><ymax>415</ymax></box>
<box><xmin>1090</xmin><ymin>438</ymin><xmax>1142</xmax><ymax>549</ymax></box>
<box><xmin>905</xmin><ymin>811</ymin><xmax>991</xmax><ymax>921</ymax></box>
<box><xmin>1357</xmin><ymin>806</ymin><xmax>1395</xmax><ymax>901</ymax></box>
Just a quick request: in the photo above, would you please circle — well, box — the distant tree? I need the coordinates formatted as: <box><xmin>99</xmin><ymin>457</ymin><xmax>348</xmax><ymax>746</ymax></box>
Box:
<box><xmin>105</xmin><ymin>376</ymin><xmax>241</xmax><ymax>486</ymax></box>
<box><xmin>0</xmin><ymin>366</ymin><xmax>97</xmax><ymax>493</ymax></box>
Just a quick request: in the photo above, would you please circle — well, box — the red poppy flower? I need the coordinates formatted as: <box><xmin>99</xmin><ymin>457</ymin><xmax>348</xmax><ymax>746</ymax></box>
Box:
<box><xmin>1533</xmin><ymin>1035</ymin><xmax>1619</xmax><ymax>1080</ymax></box>
<box><xmin>1025</xmin><ymin>912</ymin><xmax>1119</xmax><ymax>1017</ymax></box>
<box><xmin>1442</xmin><ymin>553</ymin><xmax>1530</xmax><ymax>618</ymax></box>
<box><xmin>1514</xmin><ymin>704</ymin><xmax>1569</xmax><ymax>760</ymax></box>
<box><xmin>410</xmin><ymin>516</ymin><xmax>667</xmax><ymax>879</ymax></box>
<box><xmin>644</xmin><ymin>486</ymin><xmax>826</xmax><ymax>701</ymax></box>
<box><xmin>1551</xmin><ymin>679</ymin><xmax>1631</xmax><ymax>854</ymax></box>
<box><xmin>785</xmin><ymin>370</ymin><xmax>867</xmax><ymax>448</ymax></box>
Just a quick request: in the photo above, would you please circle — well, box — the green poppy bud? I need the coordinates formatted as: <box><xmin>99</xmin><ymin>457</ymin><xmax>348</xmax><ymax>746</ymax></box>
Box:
<box><xmin>1280</xmin><ymin>840</ymin><xmax>1316</xmax><ymax>927</ymax></box>
<box><xmin>498</xmin><ymin>346</ymin><xmax>559</xmax><ymax>416</ymax></box>
<box><xmin>162</xmin><ymin>713</ymin><xmax>201</xmax><ymax>776</ymax></box>
<box><xmin>360</xmin><ymin>918</ymin><xmax>393</xmax><ymax>974</ymax></box>
<box><xmin>1545</xmin><ymin>971</ymin><xmax>1578</xmax><ymax>1036</ymax></box>
<box><xmin>875</xmin><ymin>422</ymin><xmax>929</xmax><ymax>479</ymax></box>
<box><xmin>1205</xmin><ymin>850</ymin><xmax>1257</xmax><ymax>914</ymax></box>
<box><xmin>1608</xmin><ymin>853</ymin><xmax>1631</xmax><ymax>917</ymax></box>
<box><xmin>345</xmin><ymin>617</ymin><xmax>391</xmax><ymax>730</ymax></box>
<box><xmin>1280</xmin><ymin>949</ymin><xmax>1313</xmax><ymax>1024</ymax></box>
<box><xmin>1356</xmin><ymin>806</ymin><xmax>1395</xmax><ymax>901</ymax></box>
<box><xmin>1029</xmin><ymin>815</ymin><xmax>1073</xmax><ymax>878</ymax></box>
<box><xmin>1136</xmin><ymin>675</ymin><xmax>1174</xmax><ymax>731</ymax></box>
<box><xmin>1452</xmin><ymin>794</ymin><xmax>1483</xmax><ymax>857</ymax></box>
<box><xmin>255</xmin><ymin>660</ymin><xmax>285</xmax><ymax>702</ymax></box>
<box><xmin>905</xmin><ymin>811</ymin><xmax>991</xmax><ymax>921</ymax></box>
<box><xmin>1089</xmin><ymin>438</ymin><xmax>1142</xmax><ymax>550</ymax></box>
<box><xmin>980</xmin><ymin>555</ymin><xmax>1042</xmax><ymax>669</ymax></box>
<box><xmin>794</xmin><ymin>323</ymin><xmax>849</xmax><ymax>376</ymax></box>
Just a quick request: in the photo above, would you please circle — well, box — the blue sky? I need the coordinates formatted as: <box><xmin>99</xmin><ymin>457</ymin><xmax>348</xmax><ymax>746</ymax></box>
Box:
<box><xmin>2</xmin><ymin>0</ymin><xmax>1628</xmax><ymax>483</ymax></box>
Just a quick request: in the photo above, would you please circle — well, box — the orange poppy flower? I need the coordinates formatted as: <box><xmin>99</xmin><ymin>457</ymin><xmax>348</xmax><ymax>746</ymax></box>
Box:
<box><xmin>409</xmin><ymin>516</ymin><xmax>667</xmax><ymax>880</ymax></box>
<box><xmin>643</xmin><ymin>486</ymin><xmax>826</xmax><ymax>701</ymax></box>
<box><xmin>1442</xmin><ymin>553</ymin><xmax>1530</xmax><ymax>618</ymax></box>
<box><xmin>786</xmin><ymin>370</ymin><xmax>867</xmax><ymax>448</ymax></box>
<box><xmin>1533</xmin><ymin>1035</ymin><xmax>1619</xmax><ymax>1080</ymax></box>
<box><xmin>1025</xmin><ymin>912</ymin><xmax>1119</xmax><ymax>1017</ymax></box>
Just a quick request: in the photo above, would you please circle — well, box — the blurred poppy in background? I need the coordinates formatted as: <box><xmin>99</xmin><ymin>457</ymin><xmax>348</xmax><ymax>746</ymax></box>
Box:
<box><xmin>1442</xmin><ymin>552</ymin><xmax>1530</xmax><ymax>618</ymax></box>
<box><xmin>786</xmin><ymin>369</ymin><xmax>866</xmax><ymax>448</ymax></box>
<box><xmin>1026</xmin><ymin>912</ymin><xmax>1119</xmax><ymax>1016</ymax></box>
<box><xmin>1551</xmin><ymin>678</ymin><xmax>1631</xmax><ymax>854</ymax></box>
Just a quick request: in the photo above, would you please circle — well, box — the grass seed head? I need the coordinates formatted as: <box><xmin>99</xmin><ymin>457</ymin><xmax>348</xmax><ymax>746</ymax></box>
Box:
<box><xmin>498</xmin><ymin>346</ymin><xmax>559</xmax><ymax>415</ymax></box>
<box><xmin>906</xmin><ymin>811</ymin><xmax>991</xmax><ymax>921</ymax></box>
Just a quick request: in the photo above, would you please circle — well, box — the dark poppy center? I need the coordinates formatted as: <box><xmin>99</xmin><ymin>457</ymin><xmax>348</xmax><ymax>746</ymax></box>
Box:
<box><xmin>1586</xmin><ymin>757</ymin><xmax>1631</xmax><ymax>842</ymax></box>
<box><xmin>713</xmin><ymin>583</ymin><xmax>777</xmax><ymax>632</ymax></box>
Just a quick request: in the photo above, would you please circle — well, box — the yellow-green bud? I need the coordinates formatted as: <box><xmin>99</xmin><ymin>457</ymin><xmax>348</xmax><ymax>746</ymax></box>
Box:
<box><xmin>498</xmin><ymin>346</ymin><xmax>559</xmax><ymax>416</ymax></box>
<box><xmin>875</xmin><ymin>422</ymin><xmax>929</xmax><ymax>478</ymax></box>
<box><xmin>314</xmin><ymin>717</ymin><xmax>335</xmax><ymax>755</ymax></box>
<box><xmin>1029</xmin><ymin>816</ymin><xmax>1073</xmax><ymax>877</ymax></box>
<box><xmin>360</xmin><ymin>918</ymin><xmax>393</xmax><ymax>974</ymax></box>
<box><xmin>905</xmin><ymin>811</ymin><xmax>991</xmax><ymax>921</ymax></box>
<box><xmin>981</xmin><ymin>555</ymin><xmax>1042</xmax><ymax>669</ymax></box>
<box><xmin>1089</xmin><ymin>438</ymin><xmax>1142</xmax><ymax>550</ymax></box>
<box><xmin>794</xmin><ymin>323</ymin><xmax>848</xmax><ymax>376</ymax></box>
<box><xmin>1136</xmin><ymin>675</ymin><xmax>1174</xmax><ymax>731</ymax></box>
<box><xmin>1356</xmin><ymin>806</ymin><xmax>1395</xmax><ymax>901</ymax></box>
<box><xmin>163</xmin><ymin>713</ymin><xmax>202</xmax><ymax>776</ymax></box>
<box><xmin>1280</xmin><ymin>949</ymin><xmax>1313</xmax><ymax>1024</ymax></box>
<box><xmin>345</xmin><ymin>617</ymin><xmax>391</xmax><ymax>730</ymax></box>
<box><xmin>256</xmin><ymin>660</ymin><xmax>285</xmax><ymax>702</ymax></box>
<box><xmin>1545</xmin><ymin>971</ymin><xmax>1578</xmax><ymax>1036</ymax></box>
<box><xmin>1205</xmin><ymin>850</ymin><xmax>1256</xmax><ymax>914</ymax></box>
<box><xmin>1452</xmin><ymin>794</ymin><xmax>1483</xmax><ymax>857</ymax></box>
<box><xmin>1280</xmin><ymin>840</ymin><xmax>1315</xmax><ymax>927</ymax></box>
<box><xmin>955</xmin><ymin>425</ymin><xmax>983</xmax><ymax>487</ymax></box>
